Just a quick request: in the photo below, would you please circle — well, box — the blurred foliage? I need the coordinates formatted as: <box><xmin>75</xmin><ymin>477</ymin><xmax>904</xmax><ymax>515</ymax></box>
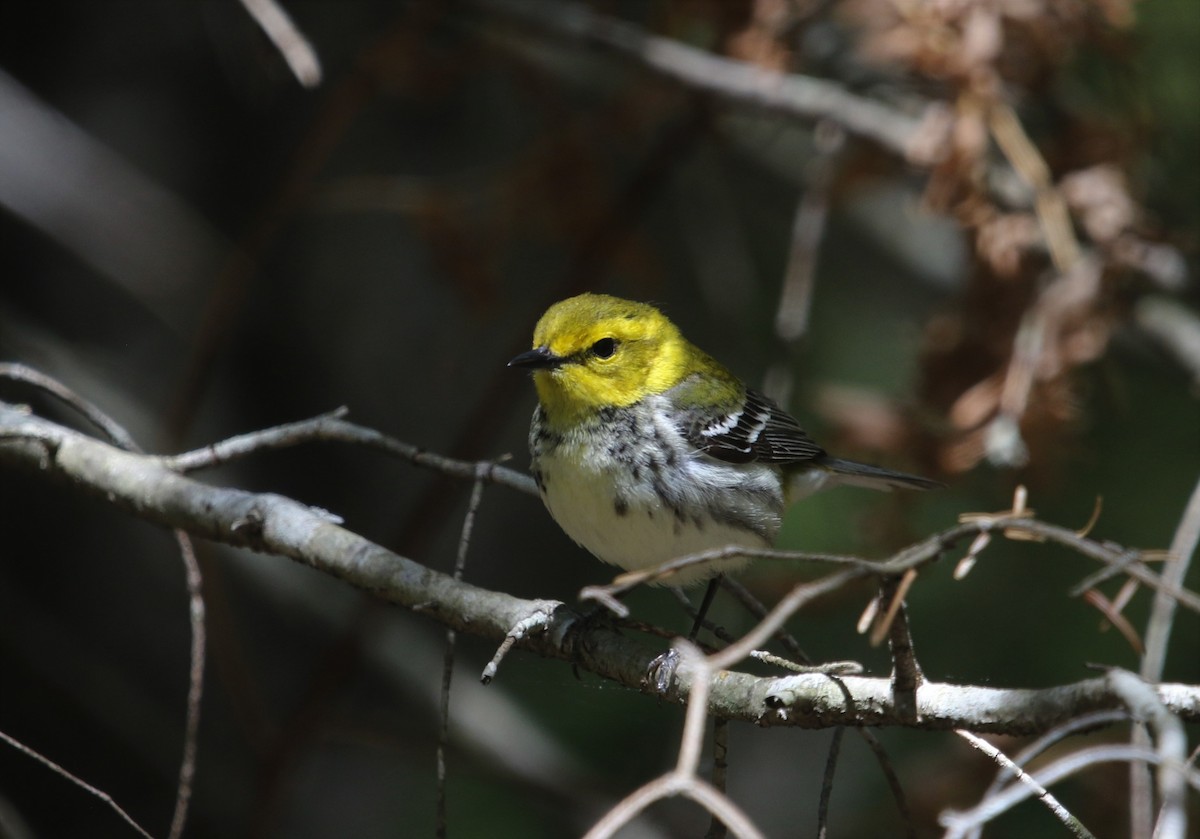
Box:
<box><xmin>1</xmin><ymin>1</ymin><xmax>1198</xmax><ymax>837</ymax></box>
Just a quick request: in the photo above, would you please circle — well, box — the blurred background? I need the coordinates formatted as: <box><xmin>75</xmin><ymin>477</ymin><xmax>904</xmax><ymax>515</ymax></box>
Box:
<box><xmin>1</xmin><ymin>1</ymin><xmax>1197</xmax><ymax>837</ymax></box>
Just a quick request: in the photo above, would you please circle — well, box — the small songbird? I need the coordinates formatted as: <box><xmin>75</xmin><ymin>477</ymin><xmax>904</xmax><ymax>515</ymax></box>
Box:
<box><xmin>509</xmin><ymin>293</ymin><xmax>938</xmax><ymax>598</ymax></box>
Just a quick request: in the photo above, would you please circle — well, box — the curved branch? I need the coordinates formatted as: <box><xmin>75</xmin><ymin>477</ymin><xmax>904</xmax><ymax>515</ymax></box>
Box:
<box><xmin>2</xmin><ymin>403</ymin><xmax>1198</xmax><ymax>735</ymax></box>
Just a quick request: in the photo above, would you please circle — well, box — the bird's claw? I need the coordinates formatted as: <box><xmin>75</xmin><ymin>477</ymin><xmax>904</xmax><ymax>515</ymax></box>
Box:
<box><xmin>645</xmin><ymin>647</ymin><xmax>682</xmax><ymax>695</ymax></box>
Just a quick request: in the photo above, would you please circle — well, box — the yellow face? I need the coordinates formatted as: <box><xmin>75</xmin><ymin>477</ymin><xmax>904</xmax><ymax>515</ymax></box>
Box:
<box><xmin>513</xmin><ymin>294</ymin><xmax>689</xmax><ymax>425</ymax></box>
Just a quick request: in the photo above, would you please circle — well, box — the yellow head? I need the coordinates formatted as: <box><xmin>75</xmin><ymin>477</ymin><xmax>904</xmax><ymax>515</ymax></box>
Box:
<box><xmin>509</xmin><ymin>294</ymin><xmax>693</xmax><ymax>426</ymax></box>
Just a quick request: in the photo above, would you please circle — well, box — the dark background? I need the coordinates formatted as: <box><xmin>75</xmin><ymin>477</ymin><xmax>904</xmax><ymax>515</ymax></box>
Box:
<box><xmin>1</xmin><ymin>2</ymin><xmax>1198</xmax><ymax>837</ymax></box>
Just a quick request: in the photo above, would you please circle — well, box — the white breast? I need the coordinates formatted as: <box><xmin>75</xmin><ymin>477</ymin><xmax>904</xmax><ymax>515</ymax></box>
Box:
<box><xmin>534</xmin><ymin>407</ymin><xmax>782</xmax><ymax>586</ymax></box>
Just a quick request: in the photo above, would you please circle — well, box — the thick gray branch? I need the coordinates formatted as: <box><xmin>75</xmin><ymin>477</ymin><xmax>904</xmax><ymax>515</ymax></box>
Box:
<box><xmin>2</xmin><ymin>402</ymin><xmax>1198</xmax><ymax>734</ymax></box>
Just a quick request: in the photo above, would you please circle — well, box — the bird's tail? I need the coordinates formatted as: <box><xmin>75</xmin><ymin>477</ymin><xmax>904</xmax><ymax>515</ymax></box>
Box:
<box><xmin>817</xmin><ymin>456</ymin><xmax>942</xmax><ymax>493</ymax></box>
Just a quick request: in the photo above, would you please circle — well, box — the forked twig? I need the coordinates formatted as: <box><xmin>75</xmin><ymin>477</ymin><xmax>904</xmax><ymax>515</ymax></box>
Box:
<box><xmin>163</xmin><ymin>409</ymin><xmax>537</xmax><ymax>496</ymax></box>
<box><xmin>582</xmin><ymin>642</ymin><xmax>764</xmax><ymax>839</ymax></box>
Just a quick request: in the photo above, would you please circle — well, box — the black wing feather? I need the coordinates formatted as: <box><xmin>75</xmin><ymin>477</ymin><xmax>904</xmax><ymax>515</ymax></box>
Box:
<box><xmin>687</xmin><ymin>388</ymin><xmax>825</xmax><ymax>465</ymax></box>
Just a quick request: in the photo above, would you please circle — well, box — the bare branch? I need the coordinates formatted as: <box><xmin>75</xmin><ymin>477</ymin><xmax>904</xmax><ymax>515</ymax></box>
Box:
<box><xmin>1142</xmin><ymin>475</ymin><xmax>1200</xmax><ymax>684</ymax></box>
<box><xmin>705</xmin><ymin>717</ymin><xmax>730</xmax><ymax>839</ymax></box>
<box><xmin>947</xmin><ymin>730</ymin><xmax>1095</xmax><ymax>839</ymax></box>
<box><xmin>437</xmin><ymin>465</ymin><xmax>489</xmax><ymax>837</ymax></box>
<box><xmin>963</xmin><ymin>711</ymin><xmax>1132</xmax><ymax>838</ymax></box>
<box><xmin>0</xmin><ymin>362</ymin><xmax>140</xmax><ymax>451</ymax></box>
<box><xmin>942</xmin><ymin>743</ymin><xmax>1199</xmax><ymax>837</ymax></box>
<box><xmin>167</xmin><ymin>529</ymin><xmax>204</xmax><ymax>839</ymax></box>
<box><xmin>1</xmin><ymin>368</ymin><xmax>204</xmax><ymax>839</ymax></box>
<box><xmin>163</xmin><ymin>409</ymin><xmax>537</xmax><ymax>497</ymax></box>
<box><xmin>1133</xmin><ymin>474</ymin><xmax>1200</xmax><ymax>839</ymax></box>
<box><xmin>582</xmin><ymin>643</ymin><xmax>765</xmax><ymax>839</ymax></box>
<box><xmin>816</xmin><ymin>727</ymin><xmax>844</xmax><ymax>839</ymax></box>
<box><xmin>857</xmin><ymin>728</ymin><xmax>917</xmax><ymax>839</ymax></box>
<box><xmin>470</xmin><ymin>0</ymin><xmax>930</xmax><ymax>158</ymax></box>
<box><xmin>0</xmin><ymin>729</ymin><xmax>156</xmax><ymax>839</ymax></box>
<box><xmin>1109</xmin><ymin>670</ymin><xmax>1191</xmax><ymax>839</ymax></box>
<box><xmin>3</xmin><ymin>404</ymin><xmax>1199</xmax><ymax>734</ymax></box>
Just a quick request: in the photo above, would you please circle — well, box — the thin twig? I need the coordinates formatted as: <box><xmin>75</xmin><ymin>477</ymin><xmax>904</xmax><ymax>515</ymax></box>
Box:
<box><xmin>856</xmin><ymin>729</ymin><xmax>917</xmax><ymax>839</ymax></box>
<box><xmin>437</xmin><ymin>465</ymin><xmax>489</xmax><ymax>838</ymax></box>
<box><xmin>709</xmin><ymin>569</ymin><xmax>865</xmax><ymax>672</ymax></box>
<box><xmin>163</xmin><ymin>410</ymin><xmax>537</xmax><ymax>496</ymax></box>
<box><xmin>720</xmin><ymin>577</ymin><xmax>811</xmax><ymax>663</ymax></box>
<box><xmin>480</xmin><ymin>599</ymin><xmax>563</xmax><ymax>684</ymax></box>
<box><xmin>750</xmin><ymin>651</ymin><xmax>861</xmax><ymax>676</ymax></box>
<box><xmin>879</xmin><ymin>571</ymin><xmax>923</xmax><ymax>724</ymax></box>
<box><xmin>1141</xmin><ymin>475</ymin><xmax>1200</xmax><ymax>687</ymax></box>
<box><xmin>167</xmin><ymin>530</ymin><xmax>205</xmax><ymax>839</ymax></box>
<box><xmin>964</xmin><ymin>711</ymin><xmax>1131</xmax><ymax>839</ymax></box>
<box><xmin>970</xmin><ymin>708</ymin><xmax>1128</xmax><ymax>832</ymax></box>
<box><xmin>1108</xmin><ymin>669</ymin><xmax>1190</xmax><ymax>839</ymax></box>
<box><xmin>1081</xmin><ymin>589</ymin><xmax>1143</xmax><ymax>654</ymax></box>
<box><xmin>582</xmin><ymin>642</ymin><xmax>765</xmax><ymax>839</ymax></box>
<box><xmin>870</xmin><ymin>567</ymin><xmax>917</xmax><ymax>647</ymax></box>
<box><xmin>670</xmin><ymin>586</ymin><xmax>736</xmax><ymax>646</ymax></box>
<box><xmin>704</xmin><ymin>718</ymin><xmax>730</xmax><ymax>839</ymax></box>
<box><xmin>703</xmin><ymin>513</ymin><xmax>1200</xmax><ymax>674</ymax></box>
<box><xmin>589</xmin><ymin>545</ymin><xmax>873</xmax><ymax>599</ymax></box>
<box><xmin>944</xmin><ymin>743</ymin><xmax>1200</xmax><ymax>837</ymax></box>
<box><xmin>946</xmin><ymin>730</ymin><xmax>1095</xmax><ymax>839</ymax></box>
<box><xmin>0</xmin><ymin>730</ymin><xmax>157</xmax><ymax>839</ymax></box>
<box><xmin>816</xmin><ymin>727</ymin><xmax>844</xmax><ymax>839</ymax></box>
<box><xmin>675</xmin><ymin>642</ymin><xmax>711</xmax><ymax>777</ymax></box>
<box><xmin>1068</xmin><ymin>548</ymin><xmax>1148</xmax><ymax>596</ymax></box>
<box><xmin>590</xmin><ymin>516</ymin><xmax>1200</xmax><ymax>657</ymax></box>
<box><xmin>0</xmin><ymin>362</ymin><xmax>139</xmax><ymax>450</ymax></box>
<box><xmin>0</xmin><ymin>369</ymin><xmax>204</xmax><ymax>839</ymax></box>
<box><xmin>1133</xmin><ymin>474</ymin><xmax>1200</xmax><ymax>839</ymax></box>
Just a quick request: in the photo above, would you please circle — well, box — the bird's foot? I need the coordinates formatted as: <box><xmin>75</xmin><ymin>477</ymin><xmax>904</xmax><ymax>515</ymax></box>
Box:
<box><xmin>645</xmin><ymin>647</ymin><xmax>682</xmax><ymax>695</ymax></box>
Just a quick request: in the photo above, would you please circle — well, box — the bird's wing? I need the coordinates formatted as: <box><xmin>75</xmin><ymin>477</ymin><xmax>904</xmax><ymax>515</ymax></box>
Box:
<box><xmin>684</xmin><ymin>387</ymin><xmax>826</xmax><ymax>465</ymax></box>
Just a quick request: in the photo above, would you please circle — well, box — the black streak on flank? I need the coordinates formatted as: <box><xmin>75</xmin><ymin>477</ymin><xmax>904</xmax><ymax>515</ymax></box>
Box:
<box><xmin>613</xmin><ymin>496</ymin><xmax>629</xmax><ymax>517</ymax></box>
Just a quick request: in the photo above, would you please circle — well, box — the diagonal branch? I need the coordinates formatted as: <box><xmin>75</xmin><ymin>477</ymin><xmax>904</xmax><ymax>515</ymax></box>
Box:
<box><xmin>468</xmin><ymin>0</ymin><xmax>932</xmax><ymax>158</ymax></box>
<box><xmin>236</xmin><ymin>0</ymin><xmax>322</xmax><ymax>88</ymax></box>
<box><xmin>2</xmin><ymin>403</ymin><xmax>1198</xmax><ymax>735</ymax></box>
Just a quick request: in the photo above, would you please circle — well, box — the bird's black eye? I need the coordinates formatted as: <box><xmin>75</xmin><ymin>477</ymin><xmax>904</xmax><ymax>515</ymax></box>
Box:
<box><xmin>591</xmin><ymin>337</ymin><xmax>617</xmax><ymax>359</ymax></box>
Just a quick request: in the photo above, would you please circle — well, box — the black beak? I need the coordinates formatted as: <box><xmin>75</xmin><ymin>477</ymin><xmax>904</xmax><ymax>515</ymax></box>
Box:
<box><xmin>508</xmin><ymin>346</ymin><xmax>563</xmax><ymax>370</ymax></box>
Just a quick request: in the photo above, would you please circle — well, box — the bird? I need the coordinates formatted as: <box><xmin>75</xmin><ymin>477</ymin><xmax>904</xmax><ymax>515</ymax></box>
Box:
<box><xmin>509</xmin><ymin>293</ymin><xmax>938</xmax><ymax>635</ymax></box>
